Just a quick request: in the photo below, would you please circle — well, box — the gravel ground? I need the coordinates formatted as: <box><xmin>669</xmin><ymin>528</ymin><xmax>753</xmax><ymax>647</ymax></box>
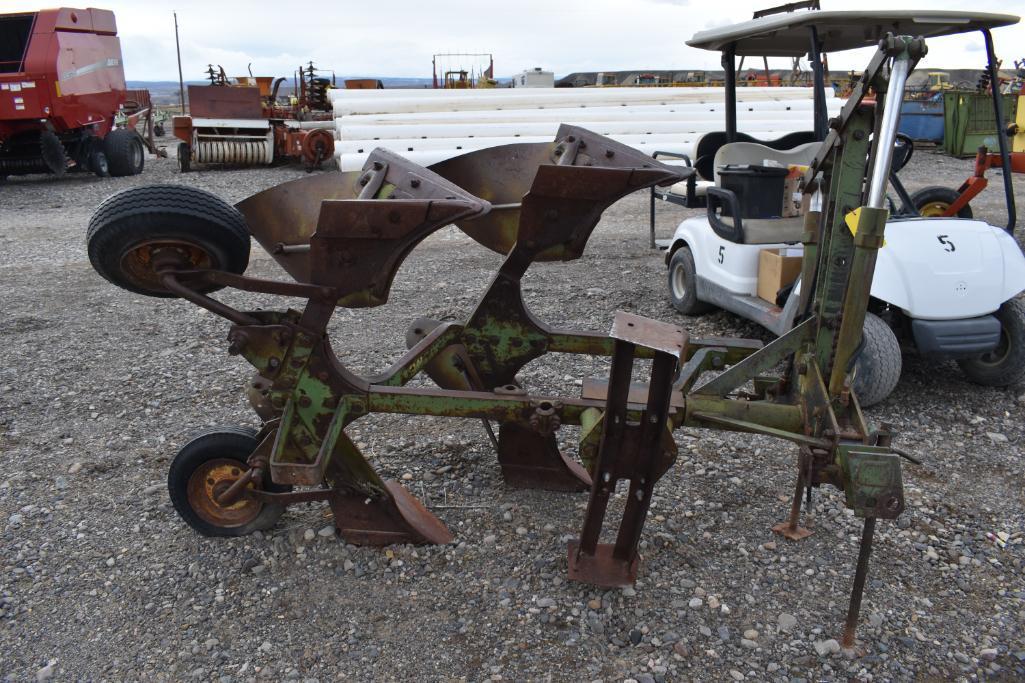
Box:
<box><xmin>1</xmin><ymin>139</ymin><xmax>1024</xmax><ymax>682</ymax></box>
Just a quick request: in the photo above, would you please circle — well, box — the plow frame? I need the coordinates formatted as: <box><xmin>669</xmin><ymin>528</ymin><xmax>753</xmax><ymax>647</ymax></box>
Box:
<box><xmin>96</xmin><ymin>34</ymin><xmax>929</xmax><ymax>648</ymax></box>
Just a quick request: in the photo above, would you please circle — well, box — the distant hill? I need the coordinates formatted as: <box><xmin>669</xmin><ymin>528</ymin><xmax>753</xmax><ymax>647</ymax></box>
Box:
<box><xmin>127</xmin><ymin>77</ymin><xmax>482</xmax><ymax>104</ymax></box>
<box><xmin>128</xmin><ymin>77</ymin><xmax>488</xmax><ymax>106</ymax></box>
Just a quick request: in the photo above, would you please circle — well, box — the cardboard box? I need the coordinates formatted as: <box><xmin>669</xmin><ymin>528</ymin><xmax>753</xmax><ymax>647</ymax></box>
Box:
<box><xmin>757</xmin><ymin>248</ymin><xmax>803</xmax><ymax>304</ymax></box>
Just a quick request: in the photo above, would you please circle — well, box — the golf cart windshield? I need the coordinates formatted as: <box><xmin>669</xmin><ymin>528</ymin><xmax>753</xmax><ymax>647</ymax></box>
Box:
<box><xmin>687</xmin><ymin>10</ymin><xmax>1019</xmax><ymax>55</ymax></box>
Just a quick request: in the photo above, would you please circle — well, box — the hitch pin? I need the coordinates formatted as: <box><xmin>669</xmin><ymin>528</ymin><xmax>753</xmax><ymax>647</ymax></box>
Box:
<box><xmin>216</xmin><ymin>467</ymin><xmax>261</xmax><ymax>506</ymax></box>
<box><xmin>273</xmin><ymin>242</ymin><xmax>311</xmax><ymax>254</ymax></box>
<box><xmin>891</xmin><ymin>447</ymin><xmax>922</xmax><ymax>465</ymax></box>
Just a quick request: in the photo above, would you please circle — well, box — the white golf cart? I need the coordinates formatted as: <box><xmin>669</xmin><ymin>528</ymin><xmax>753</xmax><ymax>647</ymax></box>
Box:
<box><xmin>659</xmin><ymin>9</ymin><xmax>1024</xmax><ymax>406</ymax></box>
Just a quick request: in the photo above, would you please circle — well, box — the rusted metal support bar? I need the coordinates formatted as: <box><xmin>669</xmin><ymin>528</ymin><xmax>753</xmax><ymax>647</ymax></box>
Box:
<box><xmin>841</xmin><ymin>516</ymin><xmax>877</xmax><ymax>648</ymax></box>
<box><xmin>569</xmin><ymin>313</ymin><xmax>684</xmax><ymax>586</ymax></box>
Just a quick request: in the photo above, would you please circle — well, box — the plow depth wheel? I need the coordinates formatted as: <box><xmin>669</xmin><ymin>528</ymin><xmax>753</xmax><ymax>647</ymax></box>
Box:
<box><xmin>168</xmin><ymin>427</ymin><xmax>291</xmax><ymax>537</ymax></box>
<box><xmin>86</xmin><ymin>184</ymin><xmax>250</xmax><ymax>297</ymax></box>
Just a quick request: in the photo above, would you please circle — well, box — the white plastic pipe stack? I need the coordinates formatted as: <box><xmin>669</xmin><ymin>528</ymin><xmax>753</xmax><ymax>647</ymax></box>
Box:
<box><xmin>337</xmin><ymin>118</ymin><xmax>811</xmax><ymax>142</ymax></box>
<box><xmin>330</xmin><ymin>86</ymin><xmax>821</xmax><ymax>115</ymax></box>
<box><xmin>329</xmin><ymin>86</ymin><xmax>841</xmax><ymax>171</ymax></box>
<box><xmin>340</xmin><ymin>100</ymin><xmax>819</xmax><ymax>127</ymax></box>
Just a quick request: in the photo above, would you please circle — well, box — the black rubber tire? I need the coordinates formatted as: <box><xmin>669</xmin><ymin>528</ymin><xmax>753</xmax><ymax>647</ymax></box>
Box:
<box><xmin>168</xmin><ymin>427</ymin><xmax>291</xmax><ymax>537</ymax></box>
<box><xmin>891</xmin><ymin>133</ymin><xmax>914</xmax><ymax>173</ymax></box>
<box><xmin>86</xmin><ymin>184</ymin><xmax>250</xmax><ymax>297</ymax></box>
<box><xmin>957</xmin><ymin>298</ymin><xmax>1025</xmax><ymax>387</ymax></box>
<box><xmin>852</xmin><ymin>313</ymin><xmax>902</xmax><ymax>407</ymax></box>
<box><xmin>154</xmin><ymin>123</ymin><xmax>165</xmax><ymax>137</ymax></box>
<box><xmin>90</xmin><ymin>150</ymin><xmax>110</xmax><ymax>177</ymax></box>
<box><xmin>178</xmin><ymin>142</ymin><xmax>191</xmax><ymax>173</ymax></box>
<box><xmin>40</xmin><ymin>131</ymin><xmax>67</xmax><ymax>176</ymax></box>
<box><xmin>668</xmin><ymin>246</ymin><xmax>714</xmax><ymax>315</ymax></box>
<box><xmin>104</xmin><ymin>128</ymin><xmax>145</xmax><ymax>177</ymax></box>
<box><xmin>910</xmin><ymin>185</ymin><xmax>973</xmax><ymax>219</ymax></box>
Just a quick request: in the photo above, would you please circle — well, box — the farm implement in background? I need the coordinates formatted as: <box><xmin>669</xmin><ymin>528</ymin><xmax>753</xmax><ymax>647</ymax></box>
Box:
<box><xmin>87</xmin><ymin>34</ymin><xmax>927</xmax><ymax>649</ymax></box>
<box><xmin>172</xmin><ymin>62</ymin><xmax>335</xmax><ymax>173</ymax></box>
<box><xmin>0</xmin><ymin>7</ymin><xmax>153</xmax><ymax>180</ymax></box>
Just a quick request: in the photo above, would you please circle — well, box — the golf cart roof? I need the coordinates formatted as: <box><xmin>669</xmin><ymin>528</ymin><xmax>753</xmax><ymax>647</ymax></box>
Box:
<box><xmin>687</xmin><ymin>10</ymin><xmax>1019</xmax><ymax>57</ymax></box>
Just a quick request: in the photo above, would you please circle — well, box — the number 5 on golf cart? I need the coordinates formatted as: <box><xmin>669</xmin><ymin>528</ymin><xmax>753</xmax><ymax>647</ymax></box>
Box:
<box><xmin>656</xmin><ymin>10</ymin><xmax>1024</xmax><ymax>406</ymax></box>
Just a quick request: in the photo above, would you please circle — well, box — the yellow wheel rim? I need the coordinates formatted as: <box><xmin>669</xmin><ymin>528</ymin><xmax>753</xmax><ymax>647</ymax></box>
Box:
<box><xmin>918</xmin><ymin>201</ymin><xmax>951</xmax><ymax>217</ymax></box>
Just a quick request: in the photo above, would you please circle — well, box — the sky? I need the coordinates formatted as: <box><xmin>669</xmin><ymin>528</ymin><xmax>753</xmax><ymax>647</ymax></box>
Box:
<box><xmin>5</xmin><ymin>0</ymin><xmax>1023</xmax><ymax>80</ymax></box>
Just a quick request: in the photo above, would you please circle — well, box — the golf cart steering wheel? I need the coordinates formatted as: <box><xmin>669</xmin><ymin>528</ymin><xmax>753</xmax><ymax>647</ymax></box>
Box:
<box><xmin>891</xmin><ymin>133</ymin><xmax>914</xmax><ymax>174</ymax></box>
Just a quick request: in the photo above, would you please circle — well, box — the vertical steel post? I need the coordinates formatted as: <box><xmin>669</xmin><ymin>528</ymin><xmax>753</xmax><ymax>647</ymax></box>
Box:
<box><xmin>723</xmin><ymin>47</ymin><xmax>737</xmax><ymax>143</ymax></box>
<box><xmin>867</xmin><ymin>52</ymin><xmax>911</xmax><ymax>209</ymax></box>
<box><xmin>809</xmin><ymin>26</ymin><xmax>828</xmax><ymax>142</ymax></box>
<box><xmin>982</xmin><ymin>29</ymin><xmax>1017</xmax><ymax>233</ymax></box>
<box><xmin>174</xmin><ymin>12</ymin><xmax>185</xmax><ymax>115</ymax></box>
<box><xmin>649</xmin><ymin>186</ymin><xmax>657</xmax><ymax>249</ymax></box>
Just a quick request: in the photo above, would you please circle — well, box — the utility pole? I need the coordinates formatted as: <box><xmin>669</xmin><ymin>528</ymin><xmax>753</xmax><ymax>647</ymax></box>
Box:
<box><xmin>174</xmin><ymin>11</ymin><xmax>185</xmax><ymax>115</ymax></box>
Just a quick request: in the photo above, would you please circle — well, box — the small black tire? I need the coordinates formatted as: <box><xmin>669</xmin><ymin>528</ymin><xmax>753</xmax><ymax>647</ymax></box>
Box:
<box><xmin>957</xmin><ymin>298</ymin><xmax>1025</xmax><ymax>387</ymax></box>
<box><xmin>86</xmin><ymin>184</ymin><xmax>250</xmax><ymax>297</ymax></box>
<box><xmin>154</xmin><ymin>123</ymin><xmax>165</xmax><ymax>137</ymax></box>
<box><xmin>104</xmin><ymin>128</ymin><xmax>145</xmax><ymax>177</ymax></box>
<box><xmin>910</xmin><ymin>185</ymin><xmax>973</xmax><ymax>219</ymax></box>
<box><xmin>852</xmin><ymin>312</ymin><xmax>902</xmax><ymax>407</ymax></box>
<box><xmin>668</xmin><ymin>245</ymin><xmax>714</xmax><ymax>315</ymax></box>
<box><xmin>90</xmin><ymin>150</ymin><xmax>110</xmax><ymax>177</ymax></box>
<box><xmin>178</xmin><ymin>142</ymin><xmax>191</xmax><ymax>173</ymax></box>
<box><xmin>168</xmin><ymin>427</ymin><xmax>291</xmax><ymax>537</ymax></box>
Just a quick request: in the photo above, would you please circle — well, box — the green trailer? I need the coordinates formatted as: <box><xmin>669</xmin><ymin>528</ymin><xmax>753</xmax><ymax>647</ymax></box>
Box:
<box><xmin>943</xmin><ymin>90</ymin><xmax>1018</xmax><ymax>156</ymax></box>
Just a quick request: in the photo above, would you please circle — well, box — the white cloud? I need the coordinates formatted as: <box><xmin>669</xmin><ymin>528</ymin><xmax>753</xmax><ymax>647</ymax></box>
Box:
<box><xmin>6</xmin><ymin>0</ymin><xmax>1020</xmax><ymax>79</ymax></box>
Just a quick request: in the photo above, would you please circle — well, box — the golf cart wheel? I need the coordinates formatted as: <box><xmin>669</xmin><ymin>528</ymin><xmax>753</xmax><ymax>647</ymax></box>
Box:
<box><xmin>178</xmin><ymin>142</ymin><xmax>191</xmax><ymax>173</ymax></box>
<box><xmin>957</xmin><ymin>298</ymin><xmax>1025</xmax><ymax>387</ymax></box>
<box><xmin>668</xmin><ymin>246</ymin><xmax>713</xmax><ymax>315</ymax></box>
<box><xmin>852</xmin><ymin>313</ymin><xmax>902</xmax><ymax>407</ymax></box>
<box><xmin>90</xmin><ymin>149</ymin><xmax>110</xmax><ymax>178</ymax></box>
<box><xmin>168</xmin><ymin>427</ymin><xmax>291</xmax><ymax>537</ymax></box>
<box><xmin>104</xmin><ymin>128</ymin><xmax>145</xmax><ymax>177</ymax></box>
<box><xmin>911</xmin><ymin>186</ymin><xmax>973</xmax><ymax>219</ymax></box>
<box><xmin>86</xmin><ymin>184</ymin><xmax>250</xmax><ymax>297</ymax></box>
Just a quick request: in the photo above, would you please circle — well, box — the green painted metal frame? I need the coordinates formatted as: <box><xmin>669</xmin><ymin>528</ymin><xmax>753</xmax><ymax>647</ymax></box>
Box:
<box><xmin>137</xmin><ymin>36</ymin><xmax>929</xmax><ymax>648</ymax></box>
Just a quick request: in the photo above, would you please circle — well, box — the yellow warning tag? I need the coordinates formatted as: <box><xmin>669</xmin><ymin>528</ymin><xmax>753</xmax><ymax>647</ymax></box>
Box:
<box><xmin>844</xmin><ymin>207</ymin><xmax>862</xmax><ymax>236</ymax></box>
<box><xmin>844</xmin><ymin>207</ymin><xmax>887</xmax><ymax>246</ymax></box>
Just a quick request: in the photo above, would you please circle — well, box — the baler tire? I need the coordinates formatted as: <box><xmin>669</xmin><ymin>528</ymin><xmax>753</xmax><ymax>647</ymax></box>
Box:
<box><xmin>86</xmin><ymin>184</ymin><xmax>250</xmax><ymax>297</ymax></box>
<box><xmin>851</xmin><ymin>313</ymin><xmax>902</xmax><ymax>407</ymax></box>
<box><xmin>178</xmin><ymin>142</ymin><xmax>191</xmax><ymax>173</ymax></box>
<box><xmin>104</xmin><ymin>129</ymin><xmax>145</xmax><ymax>177</ymax></box>
<box><xmin>90</xmin><ymin>150</ymin><xmax>110</xmax><ymax>178</ymax></box>
<box><xmin>957</xmin><ymin>298</ymin><xmax>1025</xmax><ymax>387</ymax></box>
<box><xmin>168</xmin><ymin>427</ymin><xmax>291</xmax><ymax>537</ymax></box>
<box><xmin>40</xmin><ymin>131</ymin><xmax>67</xmax><ymax>177</ymax></box>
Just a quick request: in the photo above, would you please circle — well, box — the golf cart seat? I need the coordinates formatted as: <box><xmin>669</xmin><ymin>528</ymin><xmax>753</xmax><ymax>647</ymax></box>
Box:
<box><xmin>706</xmin><ymin>141</ymin><xmax>819</xmax><ymax>245</ymax></box>
<box><xmin>693</xmin><ymin>130</ymin><xmax>818</xmax><ymax>181</ymax></box>
<box><xmin>655</xmin><ymin>131</ymin><xmax>818</xmax><ymax>197</ymax></box>
<box><xmin>713</xmin><ymin>141</ymin><xmax>819</xmax><ymax>181</ymax></box>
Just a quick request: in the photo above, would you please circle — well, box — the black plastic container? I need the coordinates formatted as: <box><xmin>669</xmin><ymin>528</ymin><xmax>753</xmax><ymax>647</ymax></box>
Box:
<box><xmin>717</xmin><ymin>164</ymin><xmax>789</xmax><ymax>219</ymax></box>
